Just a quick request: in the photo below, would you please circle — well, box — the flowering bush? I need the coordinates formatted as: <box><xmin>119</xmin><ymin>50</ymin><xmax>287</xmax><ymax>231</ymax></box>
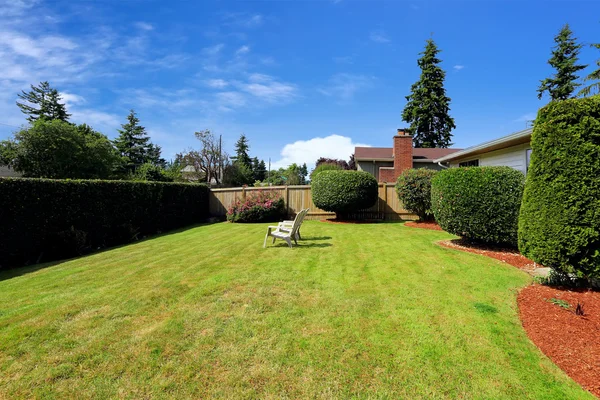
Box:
<box><xmin>226</xmin><ymin>190</ymin><xmax>286</xmax><ymax>223</ymax></box>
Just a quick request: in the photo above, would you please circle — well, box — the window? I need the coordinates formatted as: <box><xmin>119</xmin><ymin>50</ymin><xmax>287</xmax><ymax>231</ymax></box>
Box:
<box><xmin>459</xmin><ymin>159</ymin><xmax>479</xmax><ymax>167</ymax></box>
<box><xmin>526</xmin><ymin>149</ymin><xmax>532</xmax><ymax>172</ymax></box>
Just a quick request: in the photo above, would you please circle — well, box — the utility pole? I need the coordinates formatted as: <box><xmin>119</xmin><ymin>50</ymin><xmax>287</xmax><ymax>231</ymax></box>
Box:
<box><xmin>268</xmin><ymin>158</ymin><xmax>271</xmax><ymax>185</ymax></box>
<box><xmin>218</xmin><ymin>134</ymin><xmax>222</xmax><ymax>184</ymax></box>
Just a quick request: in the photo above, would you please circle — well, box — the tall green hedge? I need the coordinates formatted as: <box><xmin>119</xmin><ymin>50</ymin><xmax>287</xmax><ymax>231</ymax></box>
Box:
<box><xmin>311</xmin><ymin>170</ymin><xmax>378</xmax><ymax>218</ymax></box>
<box><xmin>519</xmin><ymin>97</ymin><xmax>600</xmax><ymax>280</ymax></box>
<box><xmin>431</xmin><ymin>166</ymin><xmax>525</xmax><ymax>246</ymax></box>
<box><xmin>395</xmin><ymin>168</ymin><xmax>437</xmax><ymax>221</ymax></box>
<box><xmin>0</xmin><ymin>178</ymin><xmax>209</xmax><ymax>268</ymax></box>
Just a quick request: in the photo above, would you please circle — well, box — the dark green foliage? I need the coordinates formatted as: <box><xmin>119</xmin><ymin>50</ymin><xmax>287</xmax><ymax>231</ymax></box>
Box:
<box><xmin>232</xmin><ymin>134</ymin><xmax>252</xmax><ymax>168</ymax></box>
<box><xmin>580</xmin><ymin>42</ymin><xmax>600</xmax><ymax>97</ymax></box>
<box><xmin>252</xmin><ymin>158</ymin><xmax>267</xmax><ymax>181</ymax></box>
<box><xmin>538</xmin><ymin>24</ymin><xmax>587</xmax><ymax>101</ymax></box>
<box><xmin>0</xmin><ymin>178</ymin><xmax>209</xmax><ymax>268</ymax></box>
<box><xmin>402</xmin><ymin>39</ymin><xmax>455</xmax><ymax>148</ymax></box>
<box><xmin>395</xmin><ymin>168</ymin><xmax>437</xmax><ymax>221</ymax></box>
<box><xmin>2</xmin><ymin>120</ymin><xmax>121</xmax><ymax>179</ymax></box>
<box><xmin>311</xmin><ymin>170</ymin><xmax>378</xmax><ymax>218</ymax></box>
<box><xmin>431</xmin><ymin>167</ymin><xmax>525</xmax><ymax>246</ymax></box>
<box><xmin>518</xmin><ymin>97</ymin><xmax>600</xmax><ymax>280</ymax></box>
<box><xmin>113</xmin><ymin>110</ymin><xmax>163</xmax><ymax>173</ymax></box>
<box><xmin>16</xmin><ymin>81</ymin><xmax>70</xmax><ymax>122</ymax></box>
<box><xmin>310</xmin><ymin>163</ymin><xmax>343</xmax><ymax>180</ymax></box>
<box><xmin>132</xmin><ymin>163</ymin><xmax>174</xmax><ymax>182</ymax></box>
<box><xmin>226</xmin><ymin>190</ymin><xmax>286</xmax><ymax>223</ymax></box>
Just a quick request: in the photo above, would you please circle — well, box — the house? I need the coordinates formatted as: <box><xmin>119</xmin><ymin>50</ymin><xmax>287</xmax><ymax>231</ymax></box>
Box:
<box><xmin>434</xmin><ymin>128</ymin><xmax>532</xmax><ymax>174</ymax></box>
<box><xmin>0</xmin><ymin>166</ymin><xmax>22</xmax><ymax>178</ymax></box>
<box><xmin>354</xmin><ymin>129</ymin><xmax>462</xmax><ymax>182</ymax></box>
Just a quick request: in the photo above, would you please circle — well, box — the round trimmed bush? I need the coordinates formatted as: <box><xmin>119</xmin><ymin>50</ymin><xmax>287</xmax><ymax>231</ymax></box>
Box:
<box><xmin>431</xmin><ymin>166</ymin><xmax>525</xmax><ymax>246</ymax></box>
<box><xmin>519</xmin><ymin>96</ymin><xmax>600</xmax><ymax>281</ymax></box>
<box><xmin>395</xmin><ymin>168</ymin><xmax>437</xmax><ymax>221</ymax></box>
<box><xmin>311</xmin><ymin>170</ymin><xmax>378</xmax><ymax>218</ymax></box>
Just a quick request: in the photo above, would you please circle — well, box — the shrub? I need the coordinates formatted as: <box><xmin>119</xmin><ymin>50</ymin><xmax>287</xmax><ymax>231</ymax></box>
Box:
<box><xmin>519</xmin><ymin>96</ymin><xmax>600</xmax><ymax>281</ymax></box>
<box><xmin>227</xmin><ymin>190</ymin><xmax>286</xmax><ymax>223</ymax></box>
<box><xmin>311</xmin><ymin>170</ymin><xmax>378</xmax><ymax>219</ymax></box>
<box><xmin>310</xmin><ymin>163</ymin><xmax>343</xmax><ymax>180</ymax></box>
<box><xmin>132</xmin><ymin>163</ymin><xmax>173</xmax><ymax>182</ymax></box>
<box><xmin>395</xmin><ymin>168</ymin><xmax>437</xmax><ymax>221</ymax></box>
<box><xmin>431</xmin><ymin>166</ymin><xmax>525</xmax><ymax>246</ymax></box>
<box><xmin>0</xmin><ymin>178</ymin><xmax>209</xmax><ymax>269</ymax></box>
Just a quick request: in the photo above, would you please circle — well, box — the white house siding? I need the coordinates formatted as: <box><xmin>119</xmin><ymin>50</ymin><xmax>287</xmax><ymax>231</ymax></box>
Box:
<box><xmin>449</xmin><ymin>143</ymin><xmax>531</xmax><ymax>174</ymax></box>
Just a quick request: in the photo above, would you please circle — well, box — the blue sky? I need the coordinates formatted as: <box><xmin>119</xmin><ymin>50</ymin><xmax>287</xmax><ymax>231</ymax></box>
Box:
<box><xmin>0</xmin><ymin>0</ymin><xmax>598</xmax><ymax>169</ymax></box>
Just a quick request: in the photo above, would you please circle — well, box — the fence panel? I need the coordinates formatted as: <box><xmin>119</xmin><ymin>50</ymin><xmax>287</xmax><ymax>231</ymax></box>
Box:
<box><xmin>209</xmin><ymin>184</ymin><xmax>416</xmax><ymax>221</ymax></box>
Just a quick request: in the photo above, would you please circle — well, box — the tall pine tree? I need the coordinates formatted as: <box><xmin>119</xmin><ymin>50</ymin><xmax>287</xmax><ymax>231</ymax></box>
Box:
<box><xmin>538</xmin><ymin>24</ymin><xmax>587</xmax><ymax>101</ymax></box>
<box><xmin>579</xmin><ymin>42</ymin><xmax>600</xmax><ymax>97</ymax></box>
<box><xmin>113</xmin><ymin>110</ymin><xmax>162</xmax><ymax>173</ymax></box>
<box><xmin>232</xmin><ymin>134</ymin><xmax>252</xmax><ymax>168</ymax></box>
<box><xmin>402</xmin><ymin>39</ymin><xmax>455</xmax><ymax>148</ymax></box>
<box><xmin>16</xmin><ymin>81</ymin><xmax>70</xmax><ymax>122</ymax></box>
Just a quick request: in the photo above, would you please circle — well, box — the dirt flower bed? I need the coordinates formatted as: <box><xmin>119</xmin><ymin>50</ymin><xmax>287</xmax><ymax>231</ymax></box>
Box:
<box><xmin>518</xmin><ymin>285</ymin><xmax>600</xmax><ymax>398</ymax></box>
<box><xmin>405</xmin><ymin>221</ymin><xmax>443</xmax><ymax>231</ymax></box>
<box><xmin>438</xmin><ymin>238</ymin><xmax>537</xmax><ymax>272</ymax></box>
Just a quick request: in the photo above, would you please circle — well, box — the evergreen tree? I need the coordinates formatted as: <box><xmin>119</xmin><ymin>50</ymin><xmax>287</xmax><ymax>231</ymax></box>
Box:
<box><xmin>257</xmin><ymin>159</ymin><xmax>267</xmax><ymax>181</ymax></box>
<box><xmin>16</xmin><ymin>81</ymin><xmax>70</xmax><ymax>122</ymax></box>
<box><xmin>402</xmin><ymin>39</ymin><xmax>455</xmax><ymax>148</ymax></box>
<box><xmin>232</xmin><ymin>134</ymin><xmax>252</xmax><ymax>168</ymax></box>
<box><xmin>538</xmin><ymin>24</ymin><xmax>587</xmax><ymax>101</ymax></box>
<box><xmin>579</xmin><ymin>42</ymin><xmax>600</xmax><ymax>97</ymax></box>
<box><xmin>113</xmin><ymin>110</ymin><xmax>162</xmax><ymax>173</ymax></box>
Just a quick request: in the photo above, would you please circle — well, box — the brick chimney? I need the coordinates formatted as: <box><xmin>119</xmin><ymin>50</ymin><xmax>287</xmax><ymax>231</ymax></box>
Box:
<box><xmin>393</xmin><ymin>129</ymin><xmax>413</xmax><ymax>179</ymax></box>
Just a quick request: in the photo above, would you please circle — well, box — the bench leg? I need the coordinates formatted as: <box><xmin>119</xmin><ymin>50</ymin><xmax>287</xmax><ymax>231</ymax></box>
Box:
<box><xmin>284</xmin><ymin>237</ymin><xmax>293</xmax><ymax>248</ymax></box>
<box><xmin>263</xmin><ymin>232</ymin><xmax>269</xmax><ymax>248</ymax></box>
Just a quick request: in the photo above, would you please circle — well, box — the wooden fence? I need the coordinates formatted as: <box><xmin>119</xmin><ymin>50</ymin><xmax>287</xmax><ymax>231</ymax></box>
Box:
<box><xmin>209</xmin><ymin>184</ymin><xmax>416</xmax><ymax>221</ymax></box>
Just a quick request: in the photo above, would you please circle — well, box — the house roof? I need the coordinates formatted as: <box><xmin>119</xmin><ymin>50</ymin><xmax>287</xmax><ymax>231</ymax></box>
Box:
<box><xmin>434</xmin><ymin>128</ymin><xmax>533</xmax><ymax>163</ymax></box>
<box><xmin>355</xmin><ymin>146</ymin><xmax>462</xmax><ymax>162</ymax></box>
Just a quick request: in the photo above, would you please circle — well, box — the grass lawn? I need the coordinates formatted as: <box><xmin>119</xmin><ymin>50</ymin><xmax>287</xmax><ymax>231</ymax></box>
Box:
<box><xmin>0</xmin><ymin>221</ymin><xmax>593</xmax><ymax>399</ymax></box>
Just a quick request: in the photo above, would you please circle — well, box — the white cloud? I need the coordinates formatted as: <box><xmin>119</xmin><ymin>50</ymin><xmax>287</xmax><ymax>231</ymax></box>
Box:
<box><xmin>70</xmin><ymin>109</ymin><xmax>121</xmax><ymax>130</ymax></box>
<box><xmin>203</xmin><ymin>43</ymin><xmax>225</xmax><ymax>56</ymax></box>
<box><xmin>215</xmin><ymin>91</ymin><xmax>247</xmax><ymax>110</ymax></box>
<box><xmin>134</xmin><ymin>22</ymin><xmax>154</xmax><ymax>31</ymax></box>
<box><xmin>318</xmin><ymin>73</ymin><xmax>373</xmax><ymax>102</ymax></box>
<box><xmin>272</xmin><ymin>134</ymin><xmax>370</xmax><ymax>170</ymax></box>
<box><xmin>453</xmin><ymin>65</ymin><xmax>465</xmax><ymax>71</ymax></box>
<box><xmin>235</xmin><ymin>45</ymin><xmax>250</xmax><ymax>56</ymax></box>
<box><xmin>239</xmin><ymin>74</ymin><xmax>297</xmax><ymax>103</ymax></box>
<box><xmin>59</xmin><ymin>92</ymin><xmax>85</xmax><ymax>107</ymax></box>
<box><xmin>205</xmin><ymin>79</ymin><xmax>229</xmax><ymax>89</ymax></box>
<box><xmin>223</xmin><ymin>13</ymin><xmax>264</xmax><ymax>28</ymax></box>
<box><xmin>369</xmin><ymin>30</ymin><xmax>390</xmax><ymax>44</ymax></box>
<box><xmin>515</xmin><ymin>112</ymin><xmax>536</xmax><ymax>122</ymax></box>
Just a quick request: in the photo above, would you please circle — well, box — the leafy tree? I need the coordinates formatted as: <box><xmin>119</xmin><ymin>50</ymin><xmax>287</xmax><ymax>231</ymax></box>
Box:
<box><xmin>2</xmin><ymin>120</ymin><xmax>120</xmax><ymax>179</ymax></box>
<box><xmin>402</xmin><ymin>39</ymin><xmax>455</xmax><ymax>148</ymax></box>
<box><xmin>113</xmin><ymin>110</ymin><xmax>162</xmax><ymax>173</ymax></box>
<box><xmin>315</xmin><ymin>157</ymin><xmax>350</xmax><ymax>170</ymax></box>
<box><xmin>223</xmin><ymin>161</ymin><xmax>254</xmax><ymax>187</ymax></box>
<box><xmin>232</xmin><ymin>134</ymin><xmax>252</xmax><ymax>168</ymax></box>
<box><xmin>579</xmin><ymin>42</ymin><xmax>600</xmax><ymax>97</ymax></box>
<box><xmin>131</xmin><ymin>163</ymin><xmax>173</xmax><ymax>182</ymax></box>
<box><xmin>310</xmin><ymin>163</ymin><xmax>343</xmax><ymax>180</ymax></box>
<box><xmin>348</xmin><ymin>154</ymin><xmax>356</xmax><ymax>170</ymax></box>
<box><xmin>538</xmin><ymin>24</ymin><xmax>587</xmax><ymax>101</ymax></box>
<box><xmin>179</xmin><ymin>130</ymin><xmax>229</xmax><ymax>185</ymax></box>
<box><xmin>16</xmin><ymin>81</ymin><xmax>70</xmax><ymax>122</ymax></box>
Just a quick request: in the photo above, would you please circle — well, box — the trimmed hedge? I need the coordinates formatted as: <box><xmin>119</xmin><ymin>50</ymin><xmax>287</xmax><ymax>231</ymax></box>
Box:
<box><xmin>431</xmin><ymin>166</ymin><xmax>525</xmax><ymax>246</ymax></box>
<box><xmin>395</xmin><ymin>168</ymin><xmax>437</xmax><ymax>221</ymax></box>
<box><xmin>227</xmin><ymin>190</ymin><xmax>286</xmax><ymax>223</ymax></box>
<box><xmin>0</xmin><ymin>178</ymin><xmax>209</xmax><ymax>268</ymax></box>
<box><xmin>311</xmin><ymin>170</ymin><xmax>378</xmax><ymax>218</ymax></box>
<box><xmin>519</xmin><ymin>97</ymin><xmax>600</xmax><ymax>281</ymax></box>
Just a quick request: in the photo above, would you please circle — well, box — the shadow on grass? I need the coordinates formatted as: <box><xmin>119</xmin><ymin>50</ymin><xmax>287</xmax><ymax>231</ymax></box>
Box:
<box><xmin>269</xmin><ymin>242</ymin><xmax>333</xmax><ymax>249</ymax></box>
<box><xmin>302</xmin><ymin>236</ymin><xmax>332</xmax><ymax>241</ymax></box>
<box><xmin>0</xmin><ymin>220</ymin><xmax>222</xmax><ymax>283</ymax></box>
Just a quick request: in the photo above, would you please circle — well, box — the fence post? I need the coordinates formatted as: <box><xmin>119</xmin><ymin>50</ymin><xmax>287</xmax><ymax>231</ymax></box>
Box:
<box><xmin>242</xmin><ymin>186</ymin><xmax>246</xmax><ymax>201</ymax></box>
<box><xmin>285</xmin><ymin>186</ymin><xmax>290</xmax><ymax>217</ymax></box>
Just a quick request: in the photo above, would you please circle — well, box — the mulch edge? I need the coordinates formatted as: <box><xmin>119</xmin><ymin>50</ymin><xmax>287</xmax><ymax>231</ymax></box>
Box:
<box><xmin>436</xmin><ymin>238</ymin><xmax>599</xmax><ymax>398</ymax></box>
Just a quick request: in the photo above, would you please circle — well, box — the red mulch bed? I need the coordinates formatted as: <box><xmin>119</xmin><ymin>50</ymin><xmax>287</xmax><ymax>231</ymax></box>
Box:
<box><xmin>519</xmin><ymin>285</ymin><xmax>600</xmax><ymax>397</ymax></box>
<box><xmin>438</xmin><ymin>238</ymin><xmax>537</xmax><ymax>272</ymax></box>
<box><xmin>437</xmin><ymin>238</ymin><xmax>600</xmax><ymax>397</ymax></box>
<box><xmin>405</xmin><ymin>221</ymin><xmax>443</xmax><ymax>231</ymax></box>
